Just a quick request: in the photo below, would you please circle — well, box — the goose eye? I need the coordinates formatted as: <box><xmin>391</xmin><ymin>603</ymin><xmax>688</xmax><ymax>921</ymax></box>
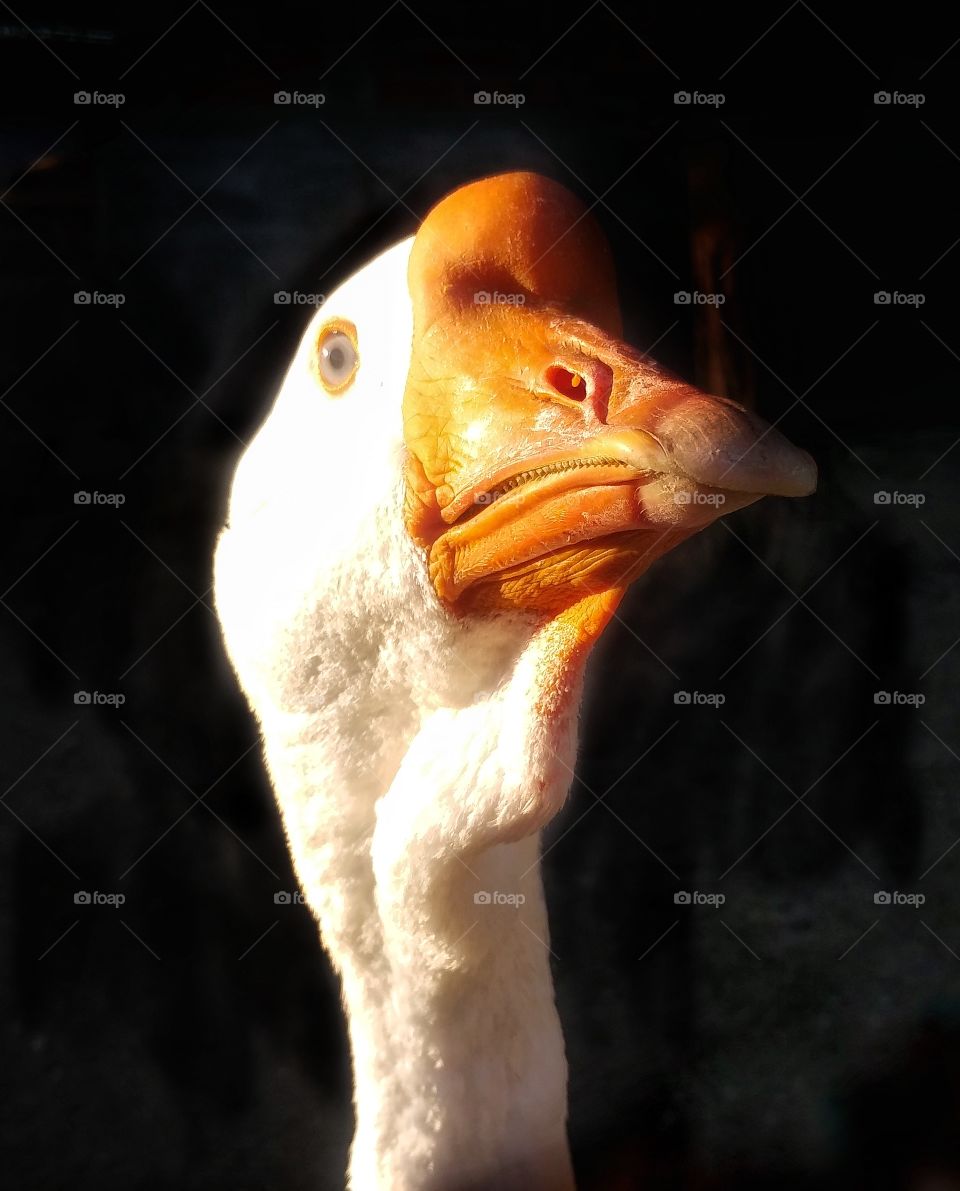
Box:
<box><xmin>316</xmin><ymin>326</ymin><xmax>358</xmax><ymax>393</ymax></box>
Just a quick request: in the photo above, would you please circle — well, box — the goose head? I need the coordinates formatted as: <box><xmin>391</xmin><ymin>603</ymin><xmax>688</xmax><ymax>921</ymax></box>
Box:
<box><xmin>216</xmin><ymin>171</ymin><xmax>815</xmax><ymax>720</ymax></box>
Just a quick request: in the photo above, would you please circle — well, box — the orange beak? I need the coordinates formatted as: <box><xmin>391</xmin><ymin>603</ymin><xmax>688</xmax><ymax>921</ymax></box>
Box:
<box><xmin>402</xmin><ymin>172</ymin><xmax>816</xmax><ymax>616</ymax></box>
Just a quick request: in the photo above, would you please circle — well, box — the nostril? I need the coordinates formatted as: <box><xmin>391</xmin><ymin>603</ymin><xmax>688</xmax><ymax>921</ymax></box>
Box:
<box><xmin>544</xmin><ymin>364</ymin><xmax>587</xmax><ymax>401</ymax></box>
<box><xmin>543</xmin><ymin>360</ymin><xmax>614</xmax><ymax>421</ymax></box>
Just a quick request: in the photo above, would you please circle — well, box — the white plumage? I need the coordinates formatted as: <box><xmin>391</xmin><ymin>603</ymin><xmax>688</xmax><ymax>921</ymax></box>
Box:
<box><xmin>216</xmin><ymin>238</ymin><xmax>579</xmax><ymax>1188</ymax></box>
<box><xmin>215</xmin><ymin>172</ymin><xmax>815</xmax><ymax>1190</ymax></box>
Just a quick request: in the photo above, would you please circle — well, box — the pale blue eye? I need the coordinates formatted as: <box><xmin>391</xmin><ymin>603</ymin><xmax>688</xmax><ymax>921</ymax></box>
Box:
<box><xmin>318</xmin><ymin>330</ymin><xmax>358</xmax><ymax>389</ymax></box>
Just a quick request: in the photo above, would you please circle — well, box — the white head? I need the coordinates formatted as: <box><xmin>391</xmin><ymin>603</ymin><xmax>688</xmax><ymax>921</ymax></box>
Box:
<box><xmin>214</xmin><ymin>234</ymin><xmax>534</xmax><ymax>816</ymax></box>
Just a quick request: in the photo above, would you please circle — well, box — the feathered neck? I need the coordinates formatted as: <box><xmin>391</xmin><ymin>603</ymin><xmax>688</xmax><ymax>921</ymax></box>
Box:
<box><xmin>212</xmin><ymin>223</ymin><xmax>592</xmax><ymax>1182</ymax></box>
<box><xmin>243</xmin><ymin>472</ymin><xmax>584</xmax><ymax>1189</ymax></box>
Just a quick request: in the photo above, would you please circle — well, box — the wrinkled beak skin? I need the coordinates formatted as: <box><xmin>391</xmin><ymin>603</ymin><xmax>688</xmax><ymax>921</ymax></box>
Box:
<box><xmin>402</xmin><ymin>172</ymin><xmax>816</xmax><ymax>618</ymax></box>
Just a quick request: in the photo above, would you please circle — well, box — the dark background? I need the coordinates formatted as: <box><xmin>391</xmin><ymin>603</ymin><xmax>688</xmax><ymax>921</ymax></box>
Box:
<box><xmin>1</xmin><ymin>2</ymin><xmax>959</xmax><ymax>1188</ymax></box>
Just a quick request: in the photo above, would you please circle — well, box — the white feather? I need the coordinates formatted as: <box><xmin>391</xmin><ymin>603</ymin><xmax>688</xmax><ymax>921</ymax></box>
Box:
<box><xmin>215</xmin><ymin>237</ymin><xmax>579</xmax><ymax>1189</ymax></box>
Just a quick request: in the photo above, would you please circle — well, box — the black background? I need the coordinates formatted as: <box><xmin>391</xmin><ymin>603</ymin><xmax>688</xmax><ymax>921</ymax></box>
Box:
<box><xmin>1</xmin><ymin>3</ymin><xmax>959</xmax><ymax>1188</ymax></box>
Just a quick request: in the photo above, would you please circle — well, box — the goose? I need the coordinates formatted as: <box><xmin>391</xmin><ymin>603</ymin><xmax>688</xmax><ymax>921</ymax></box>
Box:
<box><xmin>214</xmin><ymin>170</ymin><xmax>816</xmax><ymax>1191</ymax></box>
